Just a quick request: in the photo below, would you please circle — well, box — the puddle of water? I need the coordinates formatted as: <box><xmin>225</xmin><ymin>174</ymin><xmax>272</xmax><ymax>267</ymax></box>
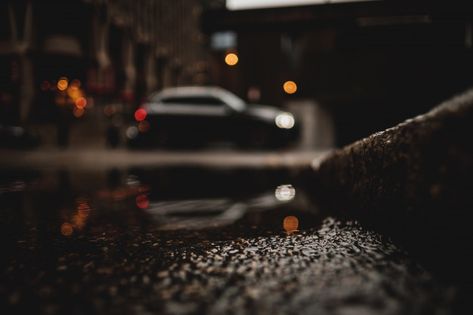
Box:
<box><xmin>0</xmin><ymin>167</ymin><xmax>324</xmax><ymax>244</ymax></box>
<box><xmin>0</xmin><ymin>167</ymin><xmax>460</xmax><ymax>314</ymax></box>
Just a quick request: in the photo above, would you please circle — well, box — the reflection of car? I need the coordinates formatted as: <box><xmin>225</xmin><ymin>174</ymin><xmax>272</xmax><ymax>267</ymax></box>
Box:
<box><xmin>145</xmin><ymin>186</ymin><xmax>303</xmax><ymax>231</ymax></box>
<box><xmin>126</xmin><ymin>86</ymin><xmax>299</xmax><ymax>148</ymax></box>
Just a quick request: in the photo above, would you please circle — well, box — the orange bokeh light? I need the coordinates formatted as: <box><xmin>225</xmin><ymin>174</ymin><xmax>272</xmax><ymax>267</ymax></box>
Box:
<box><xmin>75</xmin><ymin>97</ymin><xmax>87</xmax><ymax>109</ymax></box>
<box><xmin>61</xmin><ymin>222</ymin><xmax>74</xmax><ymax>236</ymax></box>
<box><xmin>283</xmin><ymin>215</ymin><xmax>299</xmax><ymax>233</ymax></box>
<box><xmin>67</xmin><ymin>86</ymin><xmax>81</xmax><ymax>99</ymax></box>
<box><xmin>57</xmin><ymin>78</ymin><xmax>68</xmax><ymax>91</ymax></box>
<box><xmin>225</xmin><ymin>53</ymin><xmax>239</xmax><ymax>66</ymax></box>
<box><xmin>283</xmin><ymin>81</ymin><xmax>297</xmax><ymax>94</ymax></box>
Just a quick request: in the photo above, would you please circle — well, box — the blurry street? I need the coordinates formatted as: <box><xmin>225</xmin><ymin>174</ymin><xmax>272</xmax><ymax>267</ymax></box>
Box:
<box><xmin>1</xmin><ymin>90</ymin><xmax>472</xmax><ymax>314</ymax></box>
<box><xmin>2</xmin><ymin>0</ymin><xmax>473</xmax><ymax>314</ymax></box>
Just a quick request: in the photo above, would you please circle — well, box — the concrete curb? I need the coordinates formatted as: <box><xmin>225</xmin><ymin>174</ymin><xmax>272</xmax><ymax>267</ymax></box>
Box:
<box><xmin>313</xmin><ymin>89</ymin><xmax>473</xmax><ymax>295</ymax></box>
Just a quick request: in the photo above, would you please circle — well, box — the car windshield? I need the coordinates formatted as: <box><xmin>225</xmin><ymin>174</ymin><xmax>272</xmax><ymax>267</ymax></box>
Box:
<box><xmin>217</xmin><ymin>89</ymin><xmax>246</xmax><ymax>112</ymax></box>
<box><xmin>150</xmin><ymin>88</ymin><xmax>246</xmax><ymax>112</ymax></box>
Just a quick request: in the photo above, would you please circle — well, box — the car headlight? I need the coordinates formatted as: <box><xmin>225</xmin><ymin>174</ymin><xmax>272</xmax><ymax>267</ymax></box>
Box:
<box><xmin>275</xmin><ymin>112</ymin><xmax>295</xmax><ymax>129</ymax></box>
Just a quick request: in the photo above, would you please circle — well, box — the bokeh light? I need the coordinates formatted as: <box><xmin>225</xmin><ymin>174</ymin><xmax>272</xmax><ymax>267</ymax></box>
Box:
<box><xmin>138</xmin><ymin>120</ymin><xmax>150</xmax><ymax>133</ymax></box>
<box><xmin>283</xmin><ymin>216</ymin><xmax>299</xmax><ymax>234</ymax></box>
<box><xmin>134</xmin><ymin>108</ymin><xmax>147</xmax><ymax>122</ymax></box>
<box><xmin>225</xmin><ymin>52</ymin><xmax>239</xmax><ymax>66</ymax></box>
<box><xmin>73</xmin><ymin>107</ymin><xmax>85</xmax><ymax>118</ymax></box>
<box><xmin>126</xmin><ymin>126</ymin><xmax>139</xmax><ymax>139</ymax></box>
<box><xmin>60</xmin><ymin>222</ymin><xmax>74</xmax><ymax>236</ymax></box>
<box><xmin>275</xmin><ymin>112</ymin><xmax>295</xmax><ymax>129</ymax></box>
<box><xmin>283</xmin><ymin>80</ymin><xmax>297</xmax><ymax>94</ymax></box>
<box><xmin>57</xmin><ymin>78</ymin><xmax>68</xmax><ymax>91</ymax></box>
<box><xmin>59</xmin><ymin>199</ymin><xmax>93</xmax><ymax>233</ymax></box>
<box><xmin>136</xmin><ymin>194</ymin><xmax>149</xmax><ymax>209</ymax></box>
<box><xmin>75</xmin><ymin>97</ymin><xmax>87</xmax><ymax>109</ymax></box>
<box><xmin>67</xmin><ymin>86</ymin><xmax>81</xmax><ymax>99</ymax></box>
<box><xmin>275</xmin><ymin>184</ymin><xmax>296</xmax><ymax>201</ymax></box>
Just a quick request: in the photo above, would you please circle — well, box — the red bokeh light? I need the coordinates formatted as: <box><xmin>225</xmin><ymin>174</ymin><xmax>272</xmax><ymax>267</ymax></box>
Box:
<box><xmin>134</xmin><ymin>108</ymin><xmax>147</xmax><ymax>122</ymax></box>
<box><xmin>75</xmin><ymin>97</ymin><xmax>87</xmax><ymax>109</ymax></box>
<box><xmin>136</xmin><ymin>194</ymin><xmax>149</xmax><ymax>209</ymax></box>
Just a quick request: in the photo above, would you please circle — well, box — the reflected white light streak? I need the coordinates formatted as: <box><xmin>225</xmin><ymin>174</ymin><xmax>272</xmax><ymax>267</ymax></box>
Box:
<box><xmin>275</xmin><ymin>184</ymin><xmax>296</xmax><ymax>201</ymax></box>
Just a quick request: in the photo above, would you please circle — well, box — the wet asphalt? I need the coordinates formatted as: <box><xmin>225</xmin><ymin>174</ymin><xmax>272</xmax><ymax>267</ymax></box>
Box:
<box><xmin>0</xmin><ymin>167</ymin><xmax>461</xmax><ymax>314</ymax></box>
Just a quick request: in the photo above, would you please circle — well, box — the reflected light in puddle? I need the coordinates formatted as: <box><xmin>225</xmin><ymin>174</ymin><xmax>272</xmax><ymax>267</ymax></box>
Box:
<box><xmin>136</xmin><ymin>194</ymin><xmax>149</xmax><ymax>209</ymax></box>
<box><xmin>283</xmin><ymin>216</ymin><xmax>299</xmax><ymax>234</ymax></box>
<box><xmin>275</xmin><ymin>184</ymin><xmax>296</xmax><ymax>201</ymax></box>
<box><xmin>73</xmin><ymin>200</ymin><xmax>91</xmax><ymax>230</ymax></box>
<box><xmin>61</xmin><ymin>222</ymin><xmax>74</xmax><ymax>236</ymax></box>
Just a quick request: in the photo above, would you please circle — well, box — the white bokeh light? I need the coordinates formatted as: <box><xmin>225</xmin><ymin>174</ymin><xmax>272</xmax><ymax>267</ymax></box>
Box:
<box><xmin>126</xmin><ymin>126</ymin><xmax>139</xmax><ymax>139</ymax></box>
<box><xmin>275</xmin><ymin>112</ymin><xmax>295</xmax><ymax>129</ymax></box>
<box><xmin>275</xmin><ymin>184</ymin><xmax>296</xmax><ymax>201</ymax></box>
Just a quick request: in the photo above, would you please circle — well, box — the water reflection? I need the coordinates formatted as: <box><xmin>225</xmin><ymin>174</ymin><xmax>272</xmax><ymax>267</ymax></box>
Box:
<box><xmin>136</xmin><ymin>194</ymin><xmax>150</xmax><ymax>209</ymax></box>
<box><xmin>275</xmin><ymin>184</ymin><xmax>296</xmax><ymax>201</ymax></box>
<box><xmin>60</xmin><ymin>222</ymin><xmax>73</xmax><ymax>236</ymax></box>
<box><xmin>283</xmin><ymin>215</ymin><xmax>299</xmax><ymax>234</ymax></box>
<box><xmin>0</xmin><ymin>168</ymin><xmax>323</xmax><ymax>240</ymax></box>
<box><xmin>60</xmin><ymin>198</ymin><xmax>92</xmax><ymax>236</ymax></box>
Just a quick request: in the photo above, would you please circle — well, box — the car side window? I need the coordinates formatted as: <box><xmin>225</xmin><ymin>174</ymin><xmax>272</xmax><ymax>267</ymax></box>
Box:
<box><xmin>160</xmin><ymin>96</ymin><xmax>225</xmax><ymax>106</ymax></box>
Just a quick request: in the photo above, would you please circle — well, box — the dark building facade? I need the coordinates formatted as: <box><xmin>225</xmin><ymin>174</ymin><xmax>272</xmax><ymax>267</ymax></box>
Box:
<box><xmin>0</xmin><ymin>0</ymin><xmax>210</xmax><ymax>126</ymax></box>
<box><xmin>203</xmin><ymin>1</ymin><xmax>473</xmax><ymax>145</ymax></box>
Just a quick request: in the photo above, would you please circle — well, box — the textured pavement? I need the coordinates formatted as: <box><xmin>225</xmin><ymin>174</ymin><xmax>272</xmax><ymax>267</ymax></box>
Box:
<box><xmin>1</xmin><ymin>217</ymin><xmax>452</xmax><ymax>315</ymax></box>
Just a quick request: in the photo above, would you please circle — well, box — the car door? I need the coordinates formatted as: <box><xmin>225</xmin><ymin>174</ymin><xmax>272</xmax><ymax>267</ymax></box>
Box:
<box><xmin>159</xmin><ymin>95</ymin><xmax>229</xmax><ymax>144</ymax></box>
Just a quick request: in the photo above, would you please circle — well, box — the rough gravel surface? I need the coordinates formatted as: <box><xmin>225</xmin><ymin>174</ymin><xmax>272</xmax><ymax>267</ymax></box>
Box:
<box><xmin>1</xmin><ymin>218</ymin><xmax>451</xmax><ymax>315</ymax></box>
